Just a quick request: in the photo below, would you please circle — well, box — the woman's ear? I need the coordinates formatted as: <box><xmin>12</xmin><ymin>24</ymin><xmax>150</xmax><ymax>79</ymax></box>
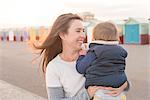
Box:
<box><xmin>59</xmin><ymin>32</ymin><xmax>65</xmax><ymax>40</ymax></box>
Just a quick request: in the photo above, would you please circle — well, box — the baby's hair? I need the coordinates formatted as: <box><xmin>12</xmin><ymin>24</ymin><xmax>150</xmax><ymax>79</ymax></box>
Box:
<box><xmin>93</xmin><ymin>22</ymin><xmax>119</xmax><ymax>41</ymax></box>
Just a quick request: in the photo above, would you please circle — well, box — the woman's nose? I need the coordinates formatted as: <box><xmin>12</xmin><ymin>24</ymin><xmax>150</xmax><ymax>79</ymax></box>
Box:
<box><xmin>81</xmin><ymin>32</ymin><xmax>86</xmax><ymax>38</ymax></box>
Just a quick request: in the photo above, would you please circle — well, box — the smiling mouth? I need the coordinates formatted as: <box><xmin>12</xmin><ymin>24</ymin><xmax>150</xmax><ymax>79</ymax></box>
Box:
<box><xmin>78</xmin><ymin>41</ymin><xmax>83</xmax><ymax>44</ymax></box>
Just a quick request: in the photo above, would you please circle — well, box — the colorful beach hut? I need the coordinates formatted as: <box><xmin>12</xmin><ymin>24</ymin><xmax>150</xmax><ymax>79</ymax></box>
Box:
<box><xmin>38</xmin><ymin>26</ymin><xmax>48</xmax><ymax>41</ymax></box>
<box><xmin>22</xmin><ymin>28</ymin><xmax>29</xmax><ymax>41</ymax></box>
<box><xmin>8</xmin><ymin>30</ymin><xmax>14</xmax><ymax>41</ymax></box>
<box><xmin>0</xmin><ymin>31</ymin><xmax>2</xmax><ymax>41</ymax></box>
<box><xmin>29</xmin><ymin>27</ymin><xmax>36</xmax><ymax>42</ymax></box>
<box><xmin>124</xmin><ymin>18</ymin><xmax>149</xmax><ymax>44</ymax></box>
<box><xmin>85</xmin><ymin>20</ymin><xmax>101</xmax><ymax>43</ymax></box>
<box><xmin>14</xmin><ymin>29</ymin><xmax>21</xmax><ymax>41</ymax></box>
<box><xmin>1</xmin><ymin>30</ymin><xmax>8</xmax><ymax>41</ymax></box>
<box><xmin>149</xmin><ymin>18</ymin><xmax>150</xmax><ymax>44</ymax></box>
<box><xmin>34</xmin><ymin>27</ymin><xmax>39</xmax><ymax>41</ymax></box>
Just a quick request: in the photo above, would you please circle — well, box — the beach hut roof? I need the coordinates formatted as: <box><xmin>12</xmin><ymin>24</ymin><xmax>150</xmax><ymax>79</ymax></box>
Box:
<box><xmin>110</xmin><ymin>20</ymin><xmax>126</xmax><ymax>25</ymax></box>
<box><xmin>79</xmin><ymin>12</ymin><xmax>94</xmax><ymax>17</ymax></box>
<box><xmin>126</xmin><ymin>18</ymin><xmax>149</xmax><ymax>24</ymax></box>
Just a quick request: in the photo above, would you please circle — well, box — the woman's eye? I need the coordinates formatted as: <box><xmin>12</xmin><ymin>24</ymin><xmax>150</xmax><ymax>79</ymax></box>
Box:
<box><xmin>76</xmin><ymin>30</ymin><xmax>84</xmax><ymax>32</ymax></box>
<box><xmin>76</xmin><ymin>31</ymin><xmax>80</xmax><ymax>32</ymax></box>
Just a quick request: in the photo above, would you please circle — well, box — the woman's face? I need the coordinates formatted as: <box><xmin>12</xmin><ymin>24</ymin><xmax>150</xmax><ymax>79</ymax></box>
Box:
<box><xmin>61</xmin><ymin>19</ymin><xmax>85</xmax><ymax>51</ymax></box>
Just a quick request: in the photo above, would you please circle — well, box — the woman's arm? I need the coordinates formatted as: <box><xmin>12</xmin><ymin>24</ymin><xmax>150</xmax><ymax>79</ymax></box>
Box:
<box><xmin>47</xmin><ymin>82</ymin><xmax>130</xmax><ymax>100</ymax></box>
<box><xmin>47</xmin><ymin>87</ymin><xmax>90</xmax><ymax>100</ymax></box>
<box><xmin>104</xmin><ymin>81</ymin><xmax>130</xmax><ymax>96</ymax></box>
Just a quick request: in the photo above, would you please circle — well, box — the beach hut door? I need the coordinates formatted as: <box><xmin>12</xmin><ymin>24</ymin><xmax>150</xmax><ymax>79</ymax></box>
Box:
<box><xmin>125</xmin><ymin>24</ymin><xmax>139</xmax><ymax>44</ymax></box>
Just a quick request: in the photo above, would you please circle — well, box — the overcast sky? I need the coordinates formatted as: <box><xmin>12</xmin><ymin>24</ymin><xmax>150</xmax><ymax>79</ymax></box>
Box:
<box><xmin>0</xmin><ymin>0</ymin><xmax>149</xmax><ymax>28</ymax></box>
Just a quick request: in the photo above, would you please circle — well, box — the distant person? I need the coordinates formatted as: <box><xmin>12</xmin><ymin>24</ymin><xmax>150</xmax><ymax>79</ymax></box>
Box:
<box><xmin>34</xmin><ymin>13</ymin><xmax>129</xmax><ymax>100</ymax></box>
<box><xmin>76</xmin><ymin>22</ymin><xmax>128</xmax><ymax>100</ymax></box>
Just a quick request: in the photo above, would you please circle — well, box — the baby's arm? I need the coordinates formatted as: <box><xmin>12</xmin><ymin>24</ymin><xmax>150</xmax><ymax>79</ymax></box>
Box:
<box><xmin>76</xmin><ymin>51</ymin><xmax>97</xmax><ymax>74</ymax></box>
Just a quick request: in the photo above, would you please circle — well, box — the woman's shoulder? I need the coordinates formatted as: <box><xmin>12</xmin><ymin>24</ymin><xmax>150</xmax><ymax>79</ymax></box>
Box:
<box><xmin>47</xmin><ymin>54</ymin><xmax>61</xmax><ymax>65</ymax></box>
<box><xmin>45</xmin><ymin>55</ymin><xmax>63</xmax><ymax>87</ymax></box>
<box><xmin>46</xmin><ymin>55</ymin><xmax>60</xmax><ymax>72</ymax></box>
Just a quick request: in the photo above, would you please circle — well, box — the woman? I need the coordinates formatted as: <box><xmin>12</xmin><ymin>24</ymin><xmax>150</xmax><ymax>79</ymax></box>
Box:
<box><xmin>34</xmin><ymin>13</ymin><xmax>129</xmax><ymax>100</ymax></box>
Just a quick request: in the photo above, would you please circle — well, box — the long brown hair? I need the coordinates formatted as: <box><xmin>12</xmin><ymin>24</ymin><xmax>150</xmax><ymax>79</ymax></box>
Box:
<box><xmin>34</xmin><ymin>13</ymin><xmax>83</xmax><ymax>73</ymax></box>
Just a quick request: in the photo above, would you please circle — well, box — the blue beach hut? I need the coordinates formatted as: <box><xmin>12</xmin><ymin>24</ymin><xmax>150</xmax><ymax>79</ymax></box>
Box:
<box><xmin>124</xmin><ymin>18</ymin><xmax>149</xmax><ymax>44</ymax></box>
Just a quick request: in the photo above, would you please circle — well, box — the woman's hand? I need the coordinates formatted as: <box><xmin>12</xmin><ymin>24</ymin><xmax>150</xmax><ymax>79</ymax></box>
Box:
<box><xmin>87</xmin><ymin>86</ymin><xmax>105</xmax><ymax>98</ymax></box>
<box><xmin>104</xmin><ymin>81</ymin><xmax>128</xmax><ymax>96</ymax></box>
<box><xmin>79</xmin><ymin>43</ymin><xmax>88</xmax><ymax>55</ymax></box>
<box><xmin>79</xmin><ymin>49</ymin><xmax>87</xmax><ymax>55</ymax></box>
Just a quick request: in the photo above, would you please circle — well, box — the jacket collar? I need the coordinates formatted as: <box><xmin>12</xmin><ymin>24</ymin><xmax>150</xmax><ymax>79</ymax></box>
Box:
<box><xmin>89</xmin><ymin>40</ymin><xmax>119</xmax><ymax>48</ymax></box>
<box><xmin>91</xmin><ymin>40</ymin><xmax>119</xmax><ymax>45</ymax></box>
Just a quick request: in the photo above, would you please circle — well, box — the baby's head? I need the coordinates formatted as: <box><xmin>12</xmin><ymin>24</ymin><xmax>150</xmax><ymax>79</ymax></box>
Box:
<box><xmin>93</xmin><ymin>22</ymin><xmax>119</xmax><ymax>41</ymax></box>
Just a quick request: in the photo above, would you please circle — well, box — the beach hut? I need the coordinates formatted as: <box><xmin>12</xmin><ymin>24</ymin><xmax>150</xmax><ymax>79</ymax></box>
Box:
<box><xmin>34</xmin><ymin>27</ymin><xmax>39</xmax><ymax>41</ymax></box>
<box><xmin>38</xmin><ymin>26</ymin><xmax>48</xmax><ymax>41</ymax></box>
<box><xmin>1</xmin><ymin>30</ymin><xmax>7</xmax><ymax>41</ymax></box>
<box><xmin>22</xmin><ymin>28</ymin><xmax>29</xmax><ymax>41</ymax></box>
<box><xmin>23</xmin><ymin>31</ymin><xmax>29</xmax><ymax>41</ymax></box>
<box><xmin>14</xmin><ymin>29</ymin><xmax>21</xmax><ymax>41</ymax></box>
<box><xmin>29</xmin><ymin>27</ymin><xmax>36</xmax><ymax>42</ymax></box>
<box><xmin>86</xmin><ymin>21</ymin><xmax>96</xmax><ymax>43</ymax></box>
<box><xmin>124</xmin><ymin>18</ymin><xmax>149</xmax><ymax>44</ymax></box>
<box><xmin>0</xmin><ymin>31</ymin><xmax>2</xmax><ymax>41</ymax></box>
<box><xmin>149</xmin><ymin>18</ymin><xmax>150</xmax><ymax>44</ymax></box>
<box><xmin>8</xmin><ymin>30</ymin><xmax>14</xmax><ymax>41</ymax></box>
<box><xmin>85</xmin><ymin>20</ymin><xmax>101</xmax><ymax>43</ymax></box>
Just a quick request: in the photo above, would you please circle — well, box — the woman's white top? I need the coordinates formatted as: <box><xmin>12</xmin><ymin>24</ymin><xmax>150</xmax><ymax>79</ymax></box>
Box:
<box><xmin>46</xmin><ymin>55</ymin><xmax>86</xmax><ymax>97</ymax></box>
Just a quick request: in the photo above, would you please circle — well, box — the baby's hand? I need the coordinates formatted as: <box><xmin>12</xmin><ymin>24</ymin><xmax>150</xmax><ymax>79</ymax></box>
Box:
<box><xmin>79</xmin><ymin>49</ymin><xmax>87</xmax><ymax>55</ymax></box>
